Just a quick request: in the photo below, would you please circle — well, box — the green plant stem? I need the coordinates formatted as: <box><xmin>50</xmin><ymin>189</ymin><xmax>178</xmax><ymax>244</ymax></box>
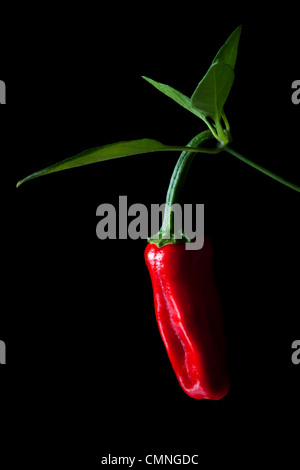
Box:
<box><xmin>221</xmin><ymin>111</ymin><xmax>230</xmax><ymax>131</ymax></box>
<box><xmin>202</xmin><ymin>118</ymin><xmax>220</xmax><ymax>141</ymax></box>
<box><xmin>149</xmin><ymin>131</ymin><xmax>218</xmax><ymax>246</ymax></box>
<box><xmin>225</xmin><ymin>147</ymin><xmax>300</xmax><ymax>192</ymax></box>
<box><xmin>215</xmin><ymin>116</ymin><xmax>229</xmax><ymax>144</ymax></box>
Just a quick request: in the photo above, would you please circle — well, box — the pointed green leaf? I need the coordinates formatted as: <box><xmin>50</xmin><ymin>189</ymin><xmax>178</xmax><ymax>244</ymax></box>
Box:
<box><xmin>212</xmin><ymin>25</ymin><xmax>242</xmax><ymax>70</ymax></box>
<box><xmin>16</xmin><ymin>134</ymin><xmax>218</xmax><ymax>187</ymax></box>
<box><xmin>191</xmin><ymin>26</ymin><xmax>241</xmax><ymax>120</ymax></box>
<box><xmin>142</xmin><ymin>76</ymin><xmax>207</xmax><ymax>122</ymax></box>
<box><xmin>191</xmin><ymin>61</ymin><xmax>234</xmax><ymax>119</ymax></box>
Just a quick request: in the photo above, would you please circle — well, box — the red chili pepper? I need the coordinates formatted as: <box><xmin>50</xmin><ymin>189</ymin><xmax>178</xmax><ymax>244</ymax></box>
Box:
<box><xmin>145</xmin><ymin>239</ymin><xmax>230</xmax><ymax>400</ymax></box>
<box><xmin>144</xmin><ymin>131</ymin><xmax>230</xmax><ymax>400</ymax></box>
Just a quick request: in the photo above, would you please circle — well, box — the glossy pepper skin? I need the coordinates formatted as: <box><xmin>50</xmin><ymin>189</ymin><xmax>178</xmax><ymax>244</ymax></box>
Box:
<box><xmin>145</xmin><ymin>238</ymin><xmax>230</xmax><ymax>400</ymax></box>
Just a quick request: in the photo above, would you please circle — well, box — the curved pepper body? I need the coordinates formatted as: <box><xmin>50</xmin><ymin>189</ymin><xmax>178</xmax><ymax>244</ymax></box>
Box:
<box><xmin>145</xmin><ymin>238</ymin><xmax>230</xmax><ymax>400</ymax></box>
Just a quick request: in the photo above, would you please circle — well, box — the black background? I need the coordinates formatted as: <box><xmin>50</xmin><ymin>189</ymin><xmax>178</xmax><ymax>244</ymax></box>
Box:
<box><xmin>2</xmin><ymin>6</ymin><xmax>300</xmax><ymax>468</ymax></box>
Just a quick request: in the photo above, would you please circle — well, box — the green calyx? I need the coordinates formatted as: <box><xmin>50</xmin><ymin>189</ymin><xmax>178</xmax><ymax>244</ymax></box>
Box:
<box><xmin>148</xmin><ymin>226</ymin><xmax>192</xmax><ymax>248</ymax></box>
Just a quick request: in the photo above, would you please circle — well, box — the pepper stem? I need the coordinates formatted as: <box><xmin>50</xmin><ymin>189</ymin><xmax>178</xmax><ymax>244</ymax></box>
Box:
<box><xmin>149</xmin><ymin>130</ymin><xmax>220</xmax><ymax>247</ymax></box>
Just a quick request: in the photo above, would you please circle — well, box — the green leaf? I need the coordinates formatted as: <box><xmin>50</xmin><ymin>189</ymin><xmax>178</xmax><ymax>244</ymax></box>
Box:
<box><xmin>16</xmin><ymin>135</ymin><xmax>220</xmax><ymax>187</ymax></box>
<box><xmin>191</xmin><ymin>26</ymin><xmax>242</xmax><ymax>120</ymax></box>
<box><xmin>143</xmin><ymin>26</ymin><xmax>242</xmax><ymax>142</ymax></box>
<box><xmin>191</xmin><ymin>61</ymin><xmax>235</xmax><ymax>119</ymax></box>
<box><xmin>142</xmin><ymin>76</ymin><xmax>207</xmax><ymax>122</ymax></box>
<box><xmin>212</xmin><ymin>25</ymin><xmax>242</xmax><ymax>70</ymax></box>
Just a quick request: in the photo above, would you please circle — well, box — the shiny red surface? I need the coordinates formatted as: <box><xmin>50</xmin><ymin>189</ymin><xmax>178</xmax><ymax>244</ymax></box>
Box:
<box><xmin>145</xmin><ymin>238</ymin><xmax>230</xmax><ymax>400</ymax></box>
